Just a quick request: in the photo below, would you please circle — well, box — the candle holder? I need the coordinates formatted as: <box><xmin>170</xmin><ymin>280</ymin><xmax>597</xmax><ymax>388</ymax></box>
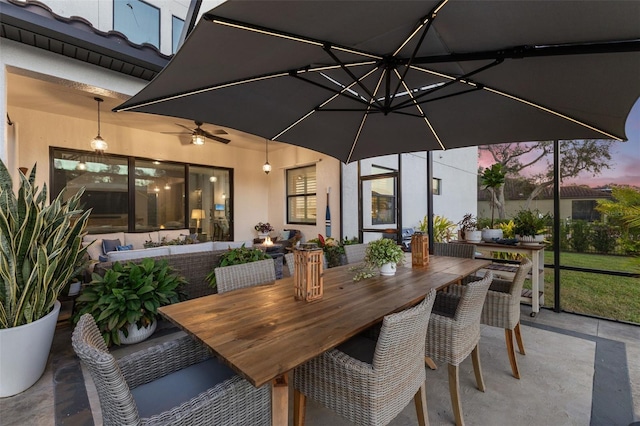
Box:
<box><xmin>293</xmin><ymin>246</ymin><xmax>324</xmax><ymax>301</ymax></box>
<box><xmin>411</xmin><ymin>232</ymin><xmax>429</xmax><ymax>267</ymax></box>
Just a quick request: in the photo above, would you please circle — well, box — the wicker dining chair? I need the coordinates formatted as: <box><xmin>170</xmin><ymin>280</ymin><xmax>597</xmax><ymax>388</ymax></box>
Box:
<box><xmin>293</xmin><ymin>289</ymin><xmax>436</xmax><ymax>426</ymax></box>
<box><xmin>214</xmin><ymin>258</ymin><xmax>276</xmax><ymax>294</ymax></box>
<box><xmin>451</xmin><ymin>258</ymin><xmax>533</xmax><ymax>379</ymax></box>
<box><xmin>432</xmin><ymin>242</ymin><xmax>476</xmax><ymax>259</ymax></box>
<box><xmin>72</xmin><ymin>314</ymin><xmax>271</xmax><ymax>426</ymax></box>
<box><xmin>344</xmin><ymin>243</ymin><xmax>368</xmax><ymax>264</ymax></box>
<box><xmin>285</xmin><ymin>252</ymin><xmax>295</xmax><ymax>276</ymax></box>
<box><xmin>424</xmin><ymin>273</ymin><xmax>493</xmax><ymax>426</ymax></box>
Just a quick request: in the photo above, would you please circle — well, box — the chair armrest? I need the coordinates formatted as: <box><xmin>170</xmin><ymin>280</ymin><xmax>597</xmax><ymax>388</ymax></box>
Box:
<box><xmin>119</xmin><ymin>335</ymin><xmax>212</xmax><ymax>389</ymax></box>
<box><xmin>433</xmin><ymin>291</ymin><xmax>460</xmax><ymax>318</ymax></box>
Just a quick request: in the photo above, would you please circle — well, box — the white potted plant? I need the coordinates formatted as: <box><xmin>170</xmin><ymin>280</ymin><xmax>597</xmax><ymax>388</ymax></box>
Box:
<box><xmin>457</xmin><ymin>214</ymin><xmax>482</xmax><ymax>243</ymax></box>
<box><xmin>364</xmin><ymin>238</ymin><xmax>406</xmax><ymax>276</ymax></box>
<box><xmin>254</xmin><ymin>222</ymin><xmax>274</xmax><ymax>239</ymax></box>
<box><xmin>0</xmin><ymin>162</ymin><xmax>90</xmax><ymax>397</ymax></box>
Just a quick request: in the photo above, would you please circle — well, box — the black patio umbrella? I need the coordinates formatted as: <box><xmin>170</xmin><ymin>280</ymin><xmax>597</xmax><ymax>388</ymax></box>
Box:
<box><xmin>115</xmin><ymin>0</ymin><xmax>640</xmax><ymax>163</ymax></box>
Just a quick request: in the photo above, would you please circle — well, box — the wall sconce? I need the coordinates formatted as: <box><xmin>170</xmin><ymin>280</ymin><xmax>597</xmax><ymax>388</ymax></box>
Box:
<box><xmin>191</xmin><ymin>209</ymin><xmax>206</xmax><ymax>233</ymax></box>
<box><xmin>262</xmin><ymin>139</ymin><xmax>271</xmax><ymax>174</ymax></box>
<box><xmin>90</xmin><ymin>97</ymin><xmax>108</xmax><ymax>153</ymax></box>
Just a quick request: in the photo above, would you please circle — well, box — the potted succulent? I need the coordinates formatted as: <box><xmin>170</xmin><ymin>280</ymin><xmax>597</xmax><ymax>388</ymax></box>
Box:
<box><xmin>73</xmin><ymin>258</ymin><xmax>187</xmax><ymax>346</ymax></box>
<box><xmin>480</xmin><ymin>163</ymin><xmax>506</xmax><ymax>242</ymax></box>
<box><xmin>0</xmin><ymin>162</ymin><xmax>90</xmax><ymax>397</ymax></box>
<box><xmin>513</xmin><ymin>209</ymin><xmax>549</xmax><ymax>244</ymax></box>
<box><xmin>457</xmin><ymin>213</ymin><xmax>482</xmax><ymax>242</ymax></box>
<box><xmin>365</xmin><ymin>238</ymin><xmax>406</xmax><ymax>276</ymax></box>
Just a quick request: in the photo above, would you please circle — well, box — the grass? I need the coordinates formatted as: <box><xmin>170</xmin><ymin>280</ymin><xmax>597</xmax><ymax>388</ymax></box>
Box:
<box><xmin>526</xmin><ymin>251</ymin><xmax>640</xmax><ymax>324</ymax></box>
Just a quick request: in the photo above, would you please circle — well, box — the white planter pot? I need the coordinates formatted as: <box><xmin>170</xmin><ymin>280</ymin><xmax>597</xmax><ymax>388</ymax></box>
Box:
<box><xmin>257</xmin><ymin>233</ymin><xmax>269</xmax><ymax>239</ymax></box>
<box><xmin>0</xmin><ymin>300</ymin><xmax>61</xmax><ymax>397</ymax></box>
<box><xmin>380</xmin><ymin>262</ymin><xmax>397</xmax><ymax>276</ymax></box>
<box><xmin>517</xmin><ymin>234</ymin><xmax>545</xmax><ymax>245</ymax></box>
<box><xmin>481</xmin><ymin>229</ymin><xmax>504</xmax><ymax>242</ymax></box>
<box><xmin>117</xmin><ymin>320</ymin><xmax>157</xmax><ymax>345</ymax></box>
<box><xmin>464</xmin><ymin>230</ymin><xmax>482</xmax><ymax>243</ymax></box>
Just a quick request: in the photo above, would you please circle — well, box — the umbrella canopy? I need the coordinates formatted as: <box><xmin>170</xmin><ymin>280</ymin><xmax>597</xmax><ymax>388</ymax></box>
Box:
<box><xmin>116</xmin><ymin>0</ymin><xmax>640</xmax><ymax>163</ymax></box>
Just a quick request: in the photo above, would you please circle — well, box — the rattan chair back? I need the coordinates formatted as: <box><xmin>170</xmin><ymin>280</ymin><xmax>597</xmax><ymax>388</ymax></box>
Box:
<box><xmin>215</xmin><ymin>258</ymin><xmax>276</xmax><ymax>294</ymax></box>
<box><xmin>433</xmin><ymin>242</ymin><xmax>475</xmax><ymax>258</ymax></box>
<box><xmin>344</xmin><ymin>243</ymin><xmax>367</xmax><ymax>264</ymax></box>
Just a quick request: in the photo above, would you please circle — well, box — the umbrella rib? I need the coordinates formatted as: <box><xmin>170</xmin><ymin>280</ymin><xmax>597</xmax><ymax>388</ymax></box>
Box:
<box><xmin>347</xmin><ymin>69</ymin><xmax>387</xmax><ymax>163</ymax></box>
<box><xmin>273</xmin><ymin>65</ymin><xmax>381</xmax><ymax>141</ymax></box>
<box><xmin>323</xmin><ymin>46</ymin><xmax>384</xmax><ymax>109</ymax></box>
<box><xmin>393</xmin><ymin>69</ymin><xmax>446</xmax><ymax>151</ymax></box>
<box><xmin>206</xmin><ymin>14</ymin><xmax>383</xmax><ymax>60</ymax></box>
<box><xmin>389</xmin><ymin>0</ymin><xmax>448</xmax><ymax>104</ymax></box>
<box><xmin>290</xmin><ymin>73</ymin><xmax>376</xmax><ymax>109</ymax></box>
<box><xmin>393</xmin><ymin>59</ymin><xmax>501</xmax><ymax>110</ymax></box>
<box><xmin>483</xmin><ymin>87</ymin><xmax>624</xmax><ymax>140</ymax></box>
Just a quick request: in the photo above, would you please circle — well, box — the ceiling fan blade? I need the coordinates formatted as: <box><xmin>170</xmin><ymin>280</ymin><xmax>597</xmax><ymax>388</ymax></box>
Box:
<box><xmin>175</xmin><ymin>123</ymin><xmax>194</xmax><ymax>132</ymax></box>
<box><xmin>161</xmin><ymin>131</ymin><xmax>190</xmax><ymax>135</ymax></box>
<box><xmin>203</xmin><ymin>132</ymin><xmax>231</xmax><ymax>144</ymax></box>
<box><xmin>212</xmin><ymin>129</ymin><xmax>228</xmax><ymax>135</ymax></box>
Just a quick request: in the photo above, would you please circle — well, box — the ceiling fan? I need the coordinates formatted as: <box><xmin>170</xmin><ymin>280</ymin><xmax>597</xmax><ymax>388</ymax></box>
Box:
<box><xmin>163</xmin><ymin>121</ymin><xmax>230</xmax><ymax>145</ymax></box>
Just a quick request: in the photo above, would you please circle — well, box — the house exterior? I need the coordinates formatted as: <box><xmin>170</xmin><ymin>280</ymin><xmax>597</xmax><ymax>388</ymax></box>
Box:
<box><xmin>1</xmin><ymin>0</ymin><xmax>477</xmax><ymax>243</ymax></box>
<box><xmin>477</xmin><ymin>180</ymin><xmax>613</xmax><ymax>222</ymax></box>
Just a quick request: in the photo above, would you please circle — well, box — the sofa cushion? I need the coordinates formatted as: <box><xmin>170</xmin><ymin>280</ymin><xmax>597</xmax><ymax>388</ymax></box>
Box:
<box><xmin>83</xmin><ymin>240</ymin><xmax>104</xmax><ymax>261</ymax></box>
<box><xmin>107</xmin><ymin>246</ymin><xmax>171</xmax><ymax>263</ymax></box>
<box><xmin>116</xmin><ymin>244</ymin><xmax>134</xmax><ymax>251</ymax></box>
<box><xmin>125</xmin><ymin>232</ymin><xmax>159</xmax><ymax>250</ymax></box>
<box><xmin>83</xmin><ymin>232</ymin><xmax>125</xmax><ymax>246</ymax></box>
<box><xmin>168</xmin><ymin>241</ymin><xmax>214</xmax><ymax>255</ymax></box>
<box><xmin>102</xmin><ymin>239</ymin><xmax>122</xmax><ymax>254</ymax></box>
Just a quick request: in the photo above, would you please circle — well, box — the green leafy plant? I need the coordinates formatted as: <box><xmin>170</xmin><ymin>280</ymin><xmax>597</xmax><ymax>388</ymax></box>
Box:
<box><xmin>206</xmin><ymin>244</ymin><xmax>271</xmax><ymax>287</ymax></box>
<box><xmin>569</xmin><ymin>220</ymin><xmax>591</xmax><ymax>253</ymax></box>
<box><xmin>73</xmin><ymin>258</ymin><xmax>186</xmax><ymax>346</ymax></box>
<box><xmin>0</xmin><ymin>162</ymin><xmax>90</xmax><ymax>329</ymax></box>
<box><xmin>418</xmin><ymin>214</ymin><xmax>457</xmax><ymax>242</ymax></box>
<box><xmin>513</xmin><ymin>209</ymin><xmax>549</xmax><ymax>237</ymax></box>
<box><xmin>590</xmin><ymin>223</ymin><xmax>620</xmax><ymax>254</ymax></box>
<box><xmin>308</xmin><ymin>234</ymin><xmax>345</xmax><ymax>268</ymax></box>
<box><xmin>481</xmin><ymin>163</ymin><xmax>506</xmax><ymax>228</ymax></box>
<box><xmin>457</xmin><ymin>213</ymin><xmax>478</xmax><ymax>240</ymax></box>
<box><xmin>351</xmin><ymin>238</ymin><xmax>405</xmax><ymax>281</ymax></box>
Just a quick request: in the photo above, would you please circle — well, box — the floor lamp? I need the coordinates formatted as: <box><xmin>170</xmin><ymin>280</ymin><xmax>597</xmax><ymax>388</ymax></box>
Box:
<box><xmin>191</xmin><ymin>209</ymin><xmax>205</xmax><ymax>235</ymax></box>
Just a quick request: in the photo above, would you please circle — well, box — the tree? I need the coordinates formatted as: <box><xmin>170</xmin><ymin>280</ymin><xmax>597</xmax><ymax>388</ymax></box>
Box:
<box><xmin>596</xmin><ymin>186</ymin><xmax>640</xmax><ymax>231</ymax></box>
<box><xmin>480</xmin><ymin>140</ymin><xmax>614</xmax><ymax>218</ymax></box>
<box><xmin>480</xmin><ymin>163</ymin><xmax>506</xmax><ymax>228</ymax></box>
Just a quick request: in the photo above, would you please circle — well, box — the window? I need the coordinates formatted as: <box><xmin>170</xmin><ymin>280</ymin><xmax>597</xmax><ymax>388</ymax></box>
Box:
<box><xmin>371</xmin><ymin>177</ymin><xmax>395</xmax><ymax>225</ymax></box>
<box><xmin>51</xmin><ymin>148</ymin><xmax>232</xmax><ymax>239</ymax></box>
<box><xmin>113</xmin><ymin>0</ymin><xmax>160</xmax><ymax>49</ymax></box>
<box><xmin>172</xmin><ymin>15</ymin><xmax>184</xmax><ymax>54</ymax></box>
<box><xmin>433</xmin><ymin>178</ymin><xmax>442</xmax><ymax>195</ymax></box>
<box><xmin>571</xmin><ymin>200</ymin><xmax>601</xmax><ymax>221</ymax></box>
<box><xmin>287</xmin><ymin>165</ymin><xmax>316</xmax><ymax>224</ymax></box>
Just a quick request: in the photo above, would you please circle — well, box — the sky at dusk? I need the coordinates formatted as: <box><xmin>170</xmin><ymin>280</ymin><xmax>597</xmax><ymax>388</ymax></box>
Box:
<box><xmin>478</xmin><ymin>97</ymin><xmax>640</xmax><ymax>188</ymax></box>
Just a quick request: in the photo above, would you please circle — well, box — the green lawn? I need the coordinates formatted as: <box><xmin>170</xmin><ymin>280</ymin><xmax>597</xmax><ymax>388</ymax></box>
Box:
<box><xmin>531</xmin><ymin>251</ymin><xmax>640</xmax><ymax>324</ymax></box>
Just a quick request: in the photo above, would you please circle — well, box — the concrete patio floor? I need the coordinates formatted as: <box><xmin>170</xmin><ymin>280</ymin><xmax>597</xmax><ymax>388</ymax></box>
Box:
<box><xmin>1</xmin><ymin>306</ymin><xmax>638</xmax><ymax>426</ymax></box>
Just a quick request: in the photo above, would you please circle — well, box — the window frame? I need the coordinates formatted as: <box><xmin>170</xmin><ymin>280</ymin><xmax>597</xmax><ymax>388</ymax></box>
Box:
<box><xmin>113</xmin><ymin>0</ymin><xmax>161</xmax><ymax>49</ymax></box>
<box><xmin>286</xmin><ymin>165</ymin><xmax>317</xmax><ymax>225</ymax></box>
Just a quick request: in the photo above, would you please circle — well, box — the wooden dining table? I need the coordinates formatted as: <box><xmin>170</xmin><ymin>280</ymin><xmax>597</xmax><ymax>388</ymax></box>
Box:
<box><xmin>159</xmin><ymin>254</ymin><xmax>491</xmax><ymax>426</ymax></box>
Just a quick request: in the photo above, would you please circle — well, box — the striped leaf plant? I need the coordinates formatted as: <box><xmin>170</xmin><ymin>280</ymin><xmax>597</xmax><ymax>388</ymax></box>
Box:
<box><xmin>0</xmin><ymin>161</ymin><xmax>90</xmax><ymax>328</ymax></box>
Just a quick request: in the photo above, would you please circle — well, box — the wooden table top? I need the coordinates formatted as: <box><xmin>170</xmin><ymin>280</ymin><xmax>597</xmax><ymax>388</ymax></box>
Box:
<box><xmin>159</xmin><ymin>255</ymin><xmax>491</xmax><ymax>387</ymax></box>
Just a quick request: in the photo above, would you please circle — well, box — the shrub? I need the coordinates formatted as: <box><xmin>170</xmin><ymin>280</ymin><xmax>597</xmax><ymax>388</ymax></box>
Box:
<box><xmin>569</xmin><ymin>220</ymin><xmax>591</xmax><ymax>253</ymax></box>
<box><xmin>206</xmin><ymin>245</ymin><xmax>271</xmax><ymax>287</ymax></box>
<box><xmin>590</xmin><ymin>223</ymin><xmax>620</xmax><ymax>254</ymax></box>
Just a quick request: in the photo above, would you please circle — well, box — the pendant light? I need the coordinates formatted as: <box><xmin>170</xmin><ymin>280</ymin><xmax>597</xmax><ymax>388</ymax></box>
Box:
<box><xmin>90</xmin><ymin>97</ymin><xmax>108</xmax><ymax>153</ymax></box>
<box><xmin>262</xmin><ymin>139</ymin><xmax>271</xmax><ymax>174</ymax></box>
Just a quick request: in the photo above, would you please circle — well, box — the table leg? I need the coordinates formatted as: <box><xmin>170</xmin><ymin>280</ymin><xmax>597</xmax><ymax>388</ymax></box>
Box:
<box><xmin>531</xmin><ymin>249</ymin><xmax>541</xmax><ymax>316</ymax></box>
<box><xmin>272</xmin><ymin>373</ymin><xmax>289</xmax><ymax>426</ymax></box>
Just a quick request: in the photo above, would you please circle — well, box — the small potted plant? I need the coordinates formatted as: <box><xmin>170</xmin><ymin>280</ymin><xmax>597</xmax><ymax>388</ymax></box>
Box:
<box><xmin>513</xmin><ymin>209</ymin><xmax>549</xmax><ymax>244</ymax></box>
<box><xmin>457</xmin><ymin>213</ymin><xmax>482</xmax><ymax>242</ymax></box>
<box><xmin>365</xmin><ymin>238</ymin><xmax>406</xmax><ymax>276</ymax></box>
<box><xmin>73</xmin><ymin>258</ymin><xmax>187</xmax><ymax>346</ymax></box>
<box><xmin>206</xmin><ymin>244</ymin><xmax>272</xmax><ymax>287</ymax></box>
<box><xmin>254</xmin><ymin>222</ymin><xmax>274</xmax><ymax>238</ymax></box>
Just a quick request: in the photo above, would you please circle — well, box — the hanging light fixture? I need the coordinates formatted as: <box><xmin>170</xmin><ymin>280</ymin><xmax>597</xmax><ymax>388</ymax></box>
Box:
<box><xmin>262</xmin><ymin>139</ymin><xmax>271</xmax><ymax>174</ymax></box>
<box><xmin>90</xmin><ymin>97</ymin><xmax>108</xmax><ymax>153</ymax></box>
<box><xmin>191</xmin><ymin>132</ymin><xmax>206</xmax><ymax>145</ymax></box>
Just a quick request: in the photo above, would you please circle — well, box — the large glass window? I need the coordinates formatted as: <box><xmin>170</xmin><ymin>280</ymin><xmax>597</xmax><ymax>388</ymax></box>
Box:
<box><xmin>287</xmin><ymin>165</ymin><xmax>316</xmax><ymax>224</ymax></box>
<box><xmin>172</xmin><ymin>15</ymin><xmax>184</xmax><ymax>54</ymax></box>
<box><xmin>113</xmin><ymin>0</ymin><xmax>160</xmax><ymax>48</ymax></box>
<box><xmin>52</xmin><ymin>149</ymin><xmax>129</xmax><ymax>233</ymax></box>
<box><xmin>189</xmin><ymin>166</ymin><xmax>232</xmax><ymax>241</ymax></box>
<box><xmin>134</xmin><ymin>160</ymin><xmax>184</xmax><ymax>231</ymax></box>
<box><xmin>52</xmin><ymin>148</ymin><xmax>232</xmax><ymax>239</ymax></box>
